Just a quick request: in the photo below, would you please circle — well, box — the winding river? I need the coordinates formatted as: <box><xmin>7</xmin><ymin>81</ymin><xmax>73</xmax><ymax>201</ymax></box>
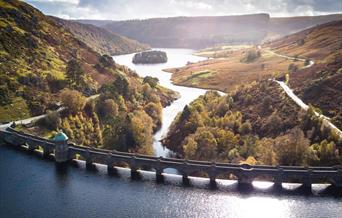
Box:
<box><xmin>1</xmin><ymin>49</ymin><xmax>342</xmax><ymax>218</ymax></box>
<box><xmin>113</xmin><ymin>48</ymin><xmax>208</xmax><ymax>157</ymax></box>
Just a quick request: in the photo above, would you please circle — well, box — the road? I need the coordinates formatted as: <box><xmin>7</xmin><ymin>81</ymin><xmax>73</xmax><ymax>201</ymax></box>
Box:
<box><xmin>0</xmin><ymin>94</ymin><xmax>100</xmax><ymax>129</ymax></box>
<box><xmin>265</xmin><ymin>47</ymin><xmax>342</xmax><ymax>139</ymax></box>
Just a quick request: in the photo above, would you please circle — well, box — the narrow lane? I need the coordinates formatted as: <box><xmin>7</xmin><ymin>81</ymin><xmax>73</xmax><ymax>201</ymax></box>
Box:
<box><xmin>266</xmin><ymin>48</ymin><xmax>342</xmax><ymax>139</ymax></box>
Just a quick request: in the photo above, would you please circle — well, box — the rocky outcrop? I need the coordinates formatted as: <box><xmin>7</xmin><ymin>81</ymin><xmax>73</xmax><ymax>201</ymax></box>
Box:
<box><xmin>132</xmin><ymin>51</ymin><xmax>167</xmax><ymax>64</ymax></box>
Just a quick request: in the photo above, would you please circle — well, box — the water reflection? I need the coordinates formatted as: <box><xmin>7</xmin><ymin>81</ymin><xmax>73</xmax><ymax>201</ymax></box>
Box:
<box><xmin>1</xmin><ymin>145</ymin><xmax>342</xmax><ymax>218</ymax></box>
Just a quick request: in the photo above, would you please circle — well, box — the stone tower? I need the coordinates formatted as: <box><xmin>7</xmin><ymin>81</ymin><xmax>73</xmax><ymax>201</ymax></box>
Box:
<box><xmin>53</xmin><ymin>131</ymin><xmax>69</xmax><ymax>163</ymax></box>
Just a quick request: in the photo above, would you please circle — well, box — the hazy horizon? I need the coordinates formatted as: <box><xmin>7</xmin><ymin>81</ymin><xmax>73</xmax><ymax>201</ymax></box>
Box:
<box><xmin>25</xmin><ymin>0</ymin><xmax>342</xmax><ymax>21</ymax></box>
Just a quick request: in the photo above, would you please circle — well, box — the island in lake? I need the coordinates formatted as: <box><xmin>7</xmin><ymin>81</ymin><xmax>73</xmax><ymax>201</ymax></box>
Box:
<box><xmin>132</xmin><ymin>50</ymin><xmax>168</xmax><ymax>64</ymax></box>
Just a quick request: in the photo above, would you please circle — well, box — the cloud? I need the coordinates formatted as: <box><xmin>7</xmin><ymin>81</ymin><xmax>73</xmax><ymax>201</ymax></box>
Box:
<box><xmin>25</xmin><ymin>0</ymin><xmax>342</xmax><ymax>20</ymax></box>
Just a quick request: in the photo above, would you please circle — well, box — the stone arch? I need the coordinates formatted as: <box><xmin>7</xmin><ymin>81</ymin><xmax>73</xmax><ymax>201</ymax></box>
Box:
<box><xmin>25</xmin><ymin>141</ymin><xmax>37</xmax><ymax>151</ymax></box>
<box><xmin>216</xmin><ymin>172</ymin><xmax>239</xmax><ymax>181</ymax></box>
<box><xmin>311</xmin><ymin>176</ymin><xmax>336</xmax><ymax>186</ymax></box>
<box><xmin>139</xmin><ymin>164</ymin><xmax>158</xmax><ymax>172</ymax></box>
<box><xmin>111</xmin><ymin>159</ymin><xmax>130</xmax><ymax>168</ymax></box>
<box><xmin>187</xmin><ymin>170</ymin><xmax>210</xmax><ymax>178</ymax></box>
<box><xmin>251</xmin><ymin>174</ymin><xmax>276</xmax><ymax>183</ymax></box>
<box><xmin>162</xmin><ymin>167</ymin><xmax>180</xmax><ymax>175</ymax></box>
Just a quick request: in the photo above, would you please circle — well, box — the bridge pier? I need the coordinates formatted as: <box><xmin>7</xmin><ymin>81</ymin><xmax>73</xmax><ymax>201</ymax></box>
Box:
<box><xmin>334</xmin><ymin>168</ymin><xmax>342</xmax><ymax>188</ymax></box>
<box><xmin>27</xmin><ymin>143</ymin><xmax>35</xmax><ymax>153</ymax></box>
<box><xmin>130</xmin><ymin>156</ymin><xmax>140</xmax><ymax>180</ymax></box>
<box><xmin>273</xmin><ymin>181</ymin><xmax>283</xmax><ymax>192</ymax></box>
<box><xmin>107</xmin><ymin>165</ymin><xmax>117</xmax><ymax>176</ymax></box>
<box><xmin>237</xmin><ymin>174</ymin><xmax>253</xmax><ymax>191</ymax></box>
<box><xmin>131</xmin><ymin>168</ymin><xmax>140</xmax><ymax>180</ymax></box>
<box><xmin>182</xmin><ymin>173</ymin><xmax>190</xmax><ymax>186</ymax></box>
<box><xmin>300</xmin><ymin>170</ymin><xmax>312</xmax><ymax>194</ymax></box>
<box><xmin>156</xmin><ymin>170</ymin><xmax>164</xmax><ymax>183</ymax></box>
<box><xmin>209</xmin><ymin>163</ymin><xmax>217</xmax><ymax>189</ymax></box>
<box><xmin>86</xmin><ymin>160</ymin><xmax>95</xmax><ymax>170</ymax></box>
<box><xmin>273</xmin><ymin>168</ymin><xmax>283</xmax><ymax>191</ymax></box>
<box><xmin>300</xmin><ymin>183</ymin><xmax>312</xmax><ymax>194</ymax></box>
<box><xmin>43</xmin><ymin>147</ymin><xmax>52</xmax><ymax>158</ymax></box>
<box><xmin>209</xmin><ymin>176</ymin><xmax>217</xmax><ymax>189</ymax></box>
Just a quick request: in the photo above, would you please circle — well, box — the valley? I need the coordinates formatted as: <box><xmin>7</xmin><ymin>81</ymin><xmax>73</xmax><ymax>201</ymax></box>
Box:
<box><xmin>163</xmin><ymin>21</ymin><xmax>342</xmax><ymax>167</ymax></box>
<box><xmin>1</xmin><ymin>0</ymin><xmax>342</xmax><ymax>217</ymax></box>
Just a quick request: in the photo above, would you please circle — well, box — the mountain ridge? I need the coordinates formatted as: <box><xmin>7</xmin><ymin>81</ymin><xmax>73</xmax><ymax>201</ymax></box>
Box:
<box><xmin>52</xmin><ymin>17</ymin><xmax>149</xmax><ymax>55</ymax></box>
<box><xmin>77</xmin><ymin>14</ymin><xmax>342</xmax><ymax>48</ymax></box>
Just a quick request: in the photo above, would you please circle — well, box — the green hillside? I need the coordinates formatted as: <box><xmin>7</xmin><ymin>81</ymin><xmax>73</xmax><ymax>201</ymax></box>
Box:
<box><xmin>0</xmin><ymin>0</ymin><xmax>177</xmax><ymax>155</ymax></box>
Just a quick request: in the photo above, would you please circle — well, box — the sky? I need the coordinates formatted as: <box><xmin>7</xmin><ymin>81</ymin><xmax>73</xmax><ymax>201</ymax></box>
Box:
<box><xmin>25</xmin><ymin>0</ymin><xmax>342</xmax><ymax>20</ymax></box>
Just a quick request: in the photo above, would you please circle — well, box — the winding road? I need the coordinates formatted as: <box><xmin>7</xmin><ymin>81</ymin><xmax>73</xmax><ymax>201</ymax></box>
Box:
<box><xmin>0</xmin><ymin>94</ymin><xmax>100</xmax><ymax>129</ymax></box>
<box><xmin>264</xmin><ymin>47</ymin><xmax>342</xmax><ymax>139</ymax></box>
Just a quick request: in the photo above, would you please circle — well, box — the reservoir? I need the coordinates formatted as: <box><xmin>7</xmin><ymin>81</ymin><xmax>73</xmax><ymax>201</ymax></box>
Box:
<box><xmin>1</xmin><ymin>49</ymin><xmax>341</xmax><ymax>218</ymax></box>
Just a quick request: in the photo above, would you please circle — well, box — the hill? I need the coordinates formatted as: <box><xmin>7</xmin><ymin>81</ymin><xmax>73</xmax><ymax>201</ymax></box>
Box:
<box><xmin>268</xmin><ymin>14</ymin><xmax>342</xmax><ymax>40</ymax></box>
<box><xmin>266</xmin><ymin>20</ymin><xmax>342</xmax><ymax>129</ymax></box>
<box><xmin>78</xmin><ymin>14</ymin><xmax>342</xmax><ymax>48</ymax></box>
<box><xmin>0</xmin><ymin>0</ymin><xmax>177</xmax><ymax>155</ymax></box>
<box><xmin>102</xmin><ymin>14</ymin><xmax>270</xmax><ymax>48</ymax></box>
<box><xmin>165</xmin><ymin>45</ymin><xmax>303</xmax><ymax>92</ymax></box>
<box><xmin>163</xmin><ymin>21</ymin><xmax>342</xmax><ymax>166</ymax></box>
<box><xmin>52</xmin><ymin>17</ymin><xmax>149</xmax><ymax>55</ymax></box>
<box><xmin>266</xmin><ymin>20</ymin><xmax>342</xmax><ymax>62</ymax></box>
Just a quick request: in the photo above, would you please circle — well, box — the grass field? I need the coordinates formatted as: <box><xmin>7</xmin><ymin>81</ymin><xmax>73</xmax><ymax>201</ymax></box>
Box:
<box><xmin>166</xmin><ymin>46</ymin><xmax>303</xmax><ymax>92</ymax></box>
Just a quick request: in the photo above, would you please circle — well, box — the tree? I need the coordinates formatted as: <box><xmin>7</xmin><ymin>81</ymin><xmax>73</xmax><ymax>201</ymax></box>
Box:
<box><xmin>263</xmin><ymin>111</ymin><xmax>283</xmax><ymax>137</ymax></box>
<box><xmin>317</xmin><ymin>140</ymin><xmax>339</xmax><ymax>166</ymax></box>
<box><xmin>66</xmin><ymin>59</ymin><xmax>84</xmax><ymax>88</ymax></box>
<box><xmin>256</xmin><ymin>137</ymin><xmax>277</xmax><ymax>165</ymax></box>
<box><xmin>99</xmin><ymin>54</ymin><xmax>115</xmax><ymax>68</ymax></box>
<box><xmin>215</xmin><ymin>129</ymin><xmax>238</xmax><ymax>155</ymax></box>
<box><xmin>113</xmin><ymin>74</ymin><xmax>129</xmax><ymax>98</ymax></box>
<box><xmin>103</xmin><ymin>115</ymin><xmax>131</xmax><ymax>151</ymax></box>
<box><xmin>241</xmin><ymin>49</ymin><xmax>261</xmax><ymax>63</ymax></box>
<box><xmin>239</xmin><ymin>135</ymin><xmax>258</xmax><ymax>158</ymax></box>
<box><xmin>129</xmin><ymin>110</ymin><xmax>154</xmax><ymax>154</ymax></box>
<box><xmin>262</xmin><ymin>96</ymin><xmax>272</xmax><ymax>114</ymax></box>
<box><xmin>193</xmin><ymin>128</ymin><xmax>218</xmax><ymax>161</ymax></box>
<box><xmin>144</xmin><ymin>102</ymin><xmax>162</xmax><ymax>131</ymax></box>
<box><xmin>239</xmin><ymin>120</ymin><xmax>252</xmax><ymax>135</ymax></box>
<box><xmin>143</xmin><ymin>76</ymin><xmax>159</xmax><ymax>89</ymax></box>
<box><xmin>97</xmin><ymin>99</ymin><xmax>118</xmax><ymax>119</ymax></box>
<box><xmin>60</xmin><ymin>89</ymin><xmax>86</xmax><ymax>114</ymax></box>
<box><xmin>183</xmin><ymin>136</ymin><xmax>198</xmax><ymax>159</ymax></box>
<box><xmin>43</xmin><ymin>110</ymin><xmax>61</xmax><ymax>130</ymax></box>
<box><xmin>275</xmin><ymin>127</ymin><xmax>310</xmax><ymax>165</ymax></box>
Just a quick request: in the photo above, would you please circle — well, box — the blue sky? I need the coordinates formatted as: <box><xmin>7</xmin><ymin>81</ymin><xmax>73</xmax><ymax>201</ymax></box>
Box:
<box><xmin>25</xmin><ymin>0</ymin><xmax>342</xmax><ymax>20</ymax></box>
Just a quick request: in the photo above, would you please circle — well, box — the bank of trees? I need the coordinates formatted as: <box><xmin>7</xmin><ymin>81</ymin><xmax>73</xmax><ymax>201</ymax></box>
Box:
<box><xmin>39</xmin><ymin>69</ymin><xmax>168</xmax><ymax>154</ymax></box>
<box><xmin>164</xmin><ymin>91</ymin><xmax>341</xmax><ymax>166</ymax></box>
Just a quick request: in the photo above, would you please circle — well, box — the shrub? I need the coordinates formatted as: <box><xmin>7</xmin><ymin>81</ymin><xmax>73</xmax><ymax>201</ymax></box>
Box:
<box><xmin>143</xmin><ymin>76</ymin><xmax>159</xmax><ymax>88</ymax></box>
<box><xmin>241</xmin><ymin>49</ymin><xmax>261</xmax><ymax>63</ymax></box>
<box><xmin>304</xmin><ymin>59</ymin><xmax>310</xmax><ymax>66</ymax></box>
<box><xmin>60</xmin><ymin>89</ymin><xmax>86</xmax><ymax>114</ymax></box>
<box><xmin>43</xmin><ymin>110</ymin><xmax>61</xmax><ymax>130</ymax></box>
<box><xmin>239</xmin><ymin>121</ymin><xmax>252</xmax><ymax>135</ymax></box>
<box><xmin>288</xmin><ymin>63</ymin><xmax>298</xmax><ymax>72</ymax></box>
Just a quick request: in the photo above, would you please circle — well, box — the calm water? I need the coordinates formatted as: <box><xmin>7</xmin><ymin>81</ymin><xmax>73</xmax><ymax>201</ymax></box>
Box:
<box><xmin>1</xmin><ymin>49</ymin><xmax>341</xmax><ymax>218</ymax></box>
<box><xmin>1</xmin><ymin>146</ymin><xmax>341</xmax><ymax>218</ymax></box>
<box><xmin>113</xmin><ymin>48</ymin><xmax>208</xmax><ymax>157</ymax></box>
